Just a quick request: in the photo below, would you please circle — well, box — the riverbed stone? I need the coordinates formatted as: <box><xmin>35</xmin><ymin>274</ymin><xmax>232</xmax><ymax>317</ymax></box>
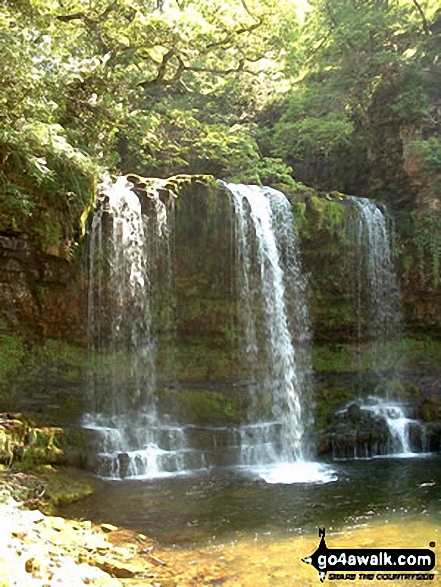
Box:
<box><xmin>101</xmin><ymin>523</ymin><xmax>119</xmax><ymax>533</ymax></box>
<box><xmin>78</xmin><ymin>553</ymin><xmax>144</xmax><ymax>578</ymax></box>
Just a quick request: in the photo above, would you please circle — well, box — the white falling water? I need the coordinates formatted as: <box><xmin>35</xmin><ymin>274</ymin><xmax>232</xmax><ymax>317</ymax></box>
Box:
<box><xmin>347</xmin><ymin>198</ymin><xmax>423</xmax><ymax>458</ymax></box>
<box><xmin>86</xmin><ymin>178</ymin><xmax>336</xmax><ymax>483</ymax></box>
<box><xmin>359</xmin><ymin>397</ymin><xmax>421</xmax><ymax>457</ymax></box>
<box><xmin>86</xmin><ymin>176</ymin><xmax>196</xmax><ymax>479</ymax></box>
<box><xmin>224</xmin><ymin>183</ymin><xmax>335</xmax><ymax>484</ymax></box>
<box><xmin>349</xmin><ymin>197</ymin><xmax>402</xmax><ymax>370</ymax></box>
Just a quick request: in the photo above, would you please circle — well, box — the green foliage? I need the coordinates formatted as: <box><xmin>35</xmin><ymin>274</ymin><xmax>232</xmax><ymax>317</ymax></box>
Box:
<box><xmin>413</xmin><ymin>137</ymin><xmax>441</xmax><ymax>176</ymax></box>
<box><xmin>0</xmin><ymin>0</ymin><xmax>306</xmax><ymax>236</ymax></box>
<box><xmin>392</xmin><ymin>82</ymin><xmax>431</xmax><ymax>119</ymax></box>
<box><xmin>2</xmin><ymin>0</ymin><xmax>441</xmax><ymax>235</ymax></box>
<box><xmin>272</xmin><ymin>82</ymin><xmax>355</xmax><ymax>164</ymax></box>
<box><xmin>0</xmin><ymin>336</ymin><xmax>26</xmax><ymax>395</ymax></box>
<box><xmin>0</xmin><ymin>121</ymin><xmax>98</xmax><ymax>247</ymax></box>
<box><xmin>122</xmin><ymin>104</ymin><xmax>295</xmax><ymax>183</ymax></box>
<box><xmin>412</xmin><ymin>212</ymin><xmax>441</xmax><ymax>287</ymax></box>
<box><xmin>275</xmin><ymin>114</ymin><xmax>354</xmax><ymax>161</ymax></box>
<box><xmin>267</xmin><ymin>0</ymin><xmax>441</xmax><ymax>195</ymax></box>
<box><xmin>0</xmin><ymin>336</ymin><xmax>87</xmax><ymax>402</ymax></box>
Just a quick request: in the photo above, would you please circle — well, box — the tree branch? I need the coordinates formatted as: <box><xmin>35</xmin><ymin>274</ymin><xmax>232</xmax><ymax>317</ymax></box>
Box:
<box><xmin>56</xmin><ymin>2</ymin><xmax>117</xmax><ymax>25</ymax></box>
<box><xmin>56</xmin><ymin>3</ymin><xmax>120</xmax><ymax>54</ymax></box>
<box><xmin>184</xmin><ymin>59</ymin><xmax>245</xmax><ymax>75</ymax></box>
<box><xmin>138</xmin><ymin>50</ymin><xmax>185</xmax><ymax>89</ymax></box>
<box><xmin>411</xmin><ymin>0</ymin><xmax>430</xmax><ymax>35</ymax></box>
<box><xmin>239</xmin><ymin>0</ymin><xmax>259</xmax><ymax>21</ymax></box>
<box><xmin>138</xmin><ymin>54</ymin><xmax>249</xmax><ymax>89</ymax></box>
<box><xmin>204</xmin><ymin>18</ymin><xmax>262</xmax><ymax>53</ymax></box>
<box><xmin>57</xmin><ymin>12</ymin><xmax>88</xmax><ymax>23</ymax></box>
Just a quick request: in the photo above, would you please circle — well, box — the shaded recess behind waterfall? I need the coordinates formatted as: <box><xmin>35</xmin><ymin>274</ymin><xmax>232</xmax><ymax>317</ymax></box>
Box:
<box><xmin>86</xmin><ymin>177</ymin><xmax>314</xmax><ymax>477</ymax></box>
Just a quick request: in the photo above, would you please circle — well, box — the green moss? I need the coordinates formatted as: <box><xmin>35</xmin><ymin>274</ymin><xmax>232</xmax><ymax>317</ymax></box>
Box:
<box><xmin>322</xmin><ymin>200</ymin><xmax>347</xmax><ymax>237</ymax></box>
<box><xmin>0</xmin><ymin>414</ymin><xmax>66</xmax><ymax>469</ymax></box>
<box><xmin>272</xmin><ymin>183</ymin><xmax>317</xmax><ymax>199</ymax></box>
<box><xmin>291</xmin><ymin>193</ymin><xmax>350</xmax><ymax>243</ymax></box>
<box><xmin>0</xmin><ymin>336</ymin><xmax>88</xmax><ymax>415</ymax></box>
<box><xmin>308</xmin><ymin>195</ymin><xmax>349</xmax><ymax>237</ymax></box>
<box><xmin>312</xmin><ymin>338</ymin><xmax>441</xmax><ymax>377</ymax></box>
<box><xmin>0</xmin><ymin>335</ymin><xmax>26</xmax><ymax>398</ymax></box>
<box><xmin>312</xmin><ymin>293</ymin><xmax>358</xmax><ymax>330</ymax></box>
<box><xmin>399</xmin><ymin>212</ymin><xmax>441</xmax><ymax>288</ymax></box>
<box><xmin>158</xmin><ymin>388</ymin><xmax>243</xmax><ymax>425</ymax></box>
<box><xmin>313</xmin><ymin>383</ymin><xmax>355</xmax><ymax>432</ymax></box>
<box><xmin>32</xmin><ymin>340</ymin><xmax>87</xmax><ymax>382</ymax></box>
<box><xmin>170</xmin><ymin>343</ymin><xmax>240</xmax><ymax>380</ymax></box>
<box><xmin>397</xmin><ymin>338</ymin><xmax>441</xmax><ymax>373</ymax></box>
<box><xmin>33</xmin><ymin>467</ymin><xmax>94</xmax><ymax>514</ymax></box>
<box><xmin>292</xmin><ymin>201</ymin><xmax>310</xmax><ymax>238</ymax></box>
<box><xmin>312</xmin><ymin>344</ymin><xmax>356</xmax><ymax>373</ymax></box>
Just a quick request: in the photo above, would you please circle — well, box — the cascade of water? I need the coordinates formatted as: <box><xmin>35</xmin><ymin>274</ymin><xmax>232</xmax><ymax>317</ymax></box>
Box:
<box><xmin>86</xmin><ymin>177</ymin><xmax>335</xmax><ymax>484</ymax></box>
<box><xmin>345</xmin><ymin>199</ymin><xmax>427</xmax><ymax>458</ymax></box>
<box><xmin>223</xmin><ymin>183</ymin><xmax>315</xmax><ymax>470</ymax></box>
<box><xmin>86</xmin><ymin>176</ymin><xmax>195</xmax><ymax>478</ymax></box>
<box><xmin>362</xmin><ymin>398</ymin><xmax>414</xmax><ymax>454</ymax></box>
<box><xmin>349</xmin><ymin>197</ymin><xmax>402</xmax><ymax>378</ymax></box>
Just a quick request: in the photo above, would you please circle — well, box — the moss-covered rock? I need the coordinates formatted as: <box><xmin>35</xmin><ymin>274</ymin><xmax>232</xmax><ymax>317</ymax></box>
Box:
<box><xmin>34</xmin><ymin>467</ymin><xmax>94</xmax><ymax>514</ymax></box>
<box><xmin>158</xmin><ymin>387</ymin><xmax>244</xmax><ymax>426</ymax></box>
<box><xmin>316</xmin><ymin>402</ymin><xmax>393</xmax><ymax>458</ymax></box>
<box><xmin>0</xmin><ymin>413</ymin><xmax>65</xmax><ymax>468</ymax></box>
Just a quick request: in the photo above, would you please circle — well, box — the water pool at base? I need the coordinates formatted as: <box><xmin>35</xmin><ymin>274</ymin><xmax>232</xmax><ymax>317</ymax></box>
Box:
<box><xmin>59</xmin><ymin>456</ymin><xmax>441</xmax><ymax>585</ymax></box>
<box><xmin>62</xmin><ymin>455</ymin><xmax>441</xmax><ymax>543</ymax></box>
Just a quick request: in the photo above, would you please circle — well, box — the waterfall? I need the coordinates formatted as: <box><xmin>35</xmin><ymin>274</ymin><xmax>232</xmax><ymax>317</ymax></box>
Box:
<box><xmin>349</xmin><ymin>196</ymin><xmax>402</xmax><ymax>379</ymax></box>
<box><xmin>346</xmin><ymin>198</ymin><xmax>423</xmax><ymax>458</ymax></box>
<box><xmin>86</xmin><ymin>176</ymin><xmax>193</xmax><ymax>479</ymax></box>
<box><xmin>85</xmin><ymin>177</ymin><xmax>335</xmax><ymax>483</ymax></box>
<box><xmin>369</xmin><ymin>402</ymin><xmax>413</xmax><ymax>454</ymax></box>
<box><xmin>225</xmin><ymin>184</ymin><xmax>310</xmax><ymax>460</ymax></box>
<box><xmin>223</xmin><ymin>183</ymin><xmax>334</xmax><ymax>483</ymax></box>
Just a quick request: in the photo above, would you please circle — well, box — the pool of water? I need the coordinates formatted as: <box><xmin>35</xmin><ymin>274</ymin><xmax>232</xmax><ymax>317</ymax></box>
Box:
<box><xmin>61</xmin><ymin>455</ymin><xmax>441</xmax><ymax>547</ymax></box>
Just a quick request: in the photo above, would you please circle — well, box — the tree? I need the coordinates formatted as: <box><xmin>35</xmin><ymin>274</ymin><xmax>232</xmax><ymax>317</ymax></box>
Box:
<box><xmin>268</xmin><ymin>0</ymin><xmax>441</xmax><ymax>198</ymax></box>
<box><xmin>0</xmin><ymin>0</ymin><xmax>302</xmax><ymax>246</ymax></box>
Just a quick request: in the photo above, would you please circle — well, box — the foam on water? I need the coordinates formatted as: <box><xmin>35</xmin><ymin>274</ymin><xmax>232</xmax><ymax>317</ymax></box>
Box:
<box><xmin>257</xmin><ymin>461</ymin><xmax>337</xmax><ymax>484</ymax></box>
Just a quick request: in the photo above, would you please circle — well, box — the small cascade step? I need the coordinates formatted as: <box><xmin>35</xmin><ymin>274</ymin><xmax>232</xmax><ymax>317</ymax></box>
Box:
<box><xmin>86</xmin><ymin>421</ymin><xmax>300</xmax><ymax>478</ymax></box>
<box><xmin>330</xmin><ymin>396</ymin><xmax>428</xmax><ymax>459</ymax></box>
<box><xmin>360</xmin><ymin>396</ymin><xmax>418</xmax><ymax>455</ymax></box>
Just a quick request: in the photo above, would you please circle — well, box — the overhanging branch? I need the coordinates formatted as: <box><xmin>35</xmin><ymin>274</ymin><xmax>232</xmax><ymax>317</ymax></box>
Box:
<box><xmin>411</xmin><ymin>0</ymin><xmax>430</xmax><ymax>35</ymax></box>
<box><xmin>204</xmin><ymin>18</ymin><xmax>262</xmax><ymax>53</ymax></box>
<box><xmin>138</xmin><ymin>54</ymin><xmax>249</xmax><ymax>89</ymax></box>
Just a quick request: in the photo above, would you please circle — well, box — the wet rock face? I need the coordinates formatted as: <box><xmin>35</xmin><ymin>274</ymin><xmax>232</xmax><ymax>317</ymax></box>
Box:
<box><xmin>316</xmin><ymin>395</ymin><xmax>441</xmax><ymax>459</ymax></box>
<box><xmin>424</xmin><ymin>422</ymin><xmax>441</xmax><ymax>452</ymax></box>
<box><xmin>1</xmin><ymin>178</ymin><xmax>441</xmax><ymax>465</ymax></box>
<box><xmin>0</xmin><ymin>233</ymin><xmax>86</xmax><ymax>342</ymax></box>
<box><xmin>1</xmin><ymin>180</ymin><xmax>441</xmax><ymax>351</ymax></box>
<box><xmin>316</xmin><ymin>402</ymin><xmax>392</xmax><ymax>459</ymax></box>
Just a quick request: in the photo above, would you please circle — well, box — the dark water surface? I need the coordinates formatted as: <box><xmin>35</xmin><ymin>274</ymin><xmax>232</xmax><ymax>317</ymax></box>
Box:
<box><xmin>61</xmin><ymin>455</ymin><xmax>441</xmax><ymax>547</ymax></box>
